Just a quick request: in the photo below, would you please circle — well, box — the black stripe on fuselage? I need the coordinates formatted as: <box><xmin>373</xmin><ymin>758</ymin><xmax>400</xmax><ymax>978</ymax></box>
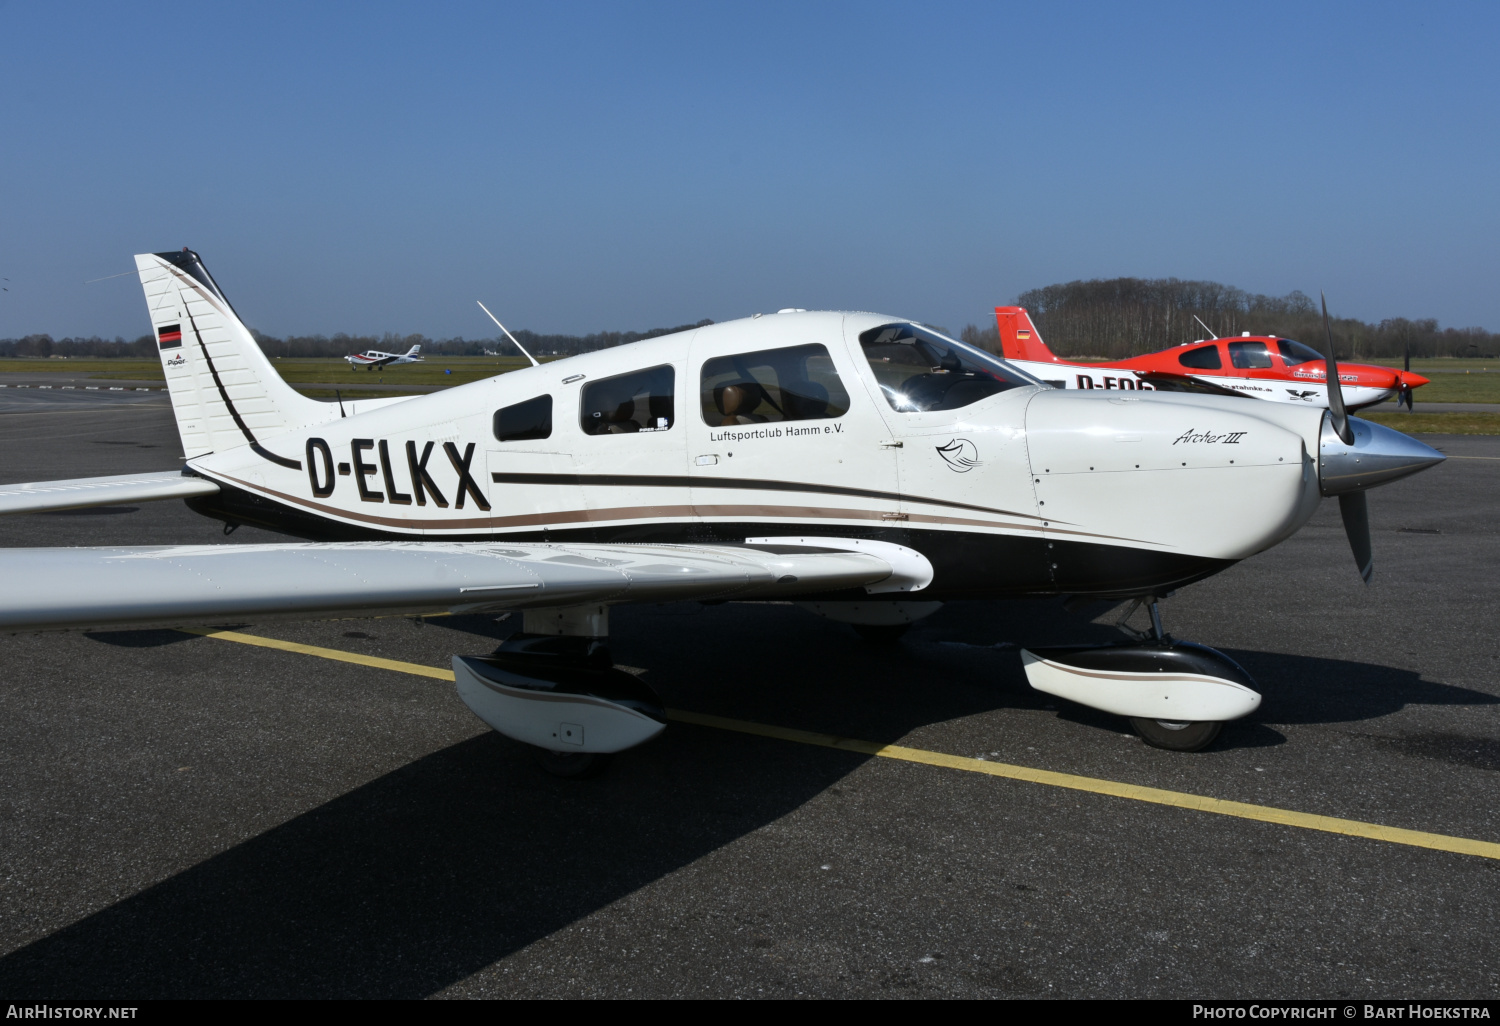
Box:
<box><xmin>185</xmin><ymin>482</ymin><xmax>1231</xmax><ymax>601</ymax></box>
<box><xmin>489</xmin><ymin>471</ymin><xmax>1044</xmax><ymax>522</ymax></box>
<box><xmin>165</xmin><ymin>264</ymin><xmax>303</xmax><ymax>471</ymax></box>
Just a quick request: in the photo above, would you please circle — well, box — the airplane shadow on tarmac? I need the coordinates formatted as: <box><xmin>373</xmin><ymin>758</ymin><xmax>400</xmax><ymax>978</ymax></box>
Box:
<box><xmin>3</xmin><ymin>599</ymin><xmax>1494</xmax><ymax>998</ymax></box>
<box><xmin>0</xmin><ymin>708</ymin><xmax>869</xmax><ymax>998</ymax></box>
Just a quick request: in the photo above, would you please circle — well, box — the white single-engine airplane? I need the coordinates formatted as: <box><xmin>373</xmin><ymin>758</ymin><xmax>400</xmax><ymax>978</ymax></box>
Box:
<box><xmin>0</xmin><ymin>250</ymin><xmax>1446</xmax><ymax>774</ymax></box>
<box><xmin>346</xmin><ymin>343</ymin><xmax>423</xmax><ymax>369</ymax></box>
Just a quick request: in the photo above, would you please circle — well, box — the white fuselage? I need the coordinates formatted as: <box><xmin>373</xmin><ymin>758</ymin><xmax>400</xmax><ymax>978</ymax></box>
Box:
<box><xmin>189</xmin><ymin>312</ymin><xmax>1328</xmax><ymax>600</ymax></box>
<box><xmin>1006</xmin><ymin>358</ymin><xmax>1396</xmax><ymax>410</ymax></box>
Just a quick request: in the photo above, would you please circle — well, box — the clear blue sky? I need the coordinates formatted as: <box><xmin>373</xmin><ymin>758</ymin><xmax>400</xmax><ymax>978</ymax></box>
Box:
<box><xmin>1</xmin><ymin>1</ymin><xmax>1496</xmax><ymax>340</ymax></box>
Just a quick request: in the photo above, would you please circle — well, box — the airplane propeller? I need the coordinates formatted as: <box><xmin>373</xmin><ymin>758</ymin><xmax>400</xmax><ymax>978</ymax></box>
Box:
<box><xmin>1400</xmin><ymin>337</ymin><xmax>1415</xmax><ymax>410</ymax></box>
<box><xmin>1321</xmin><ymin>292</ymin><xmax>1373</xmax><ymax>583</ymax></box>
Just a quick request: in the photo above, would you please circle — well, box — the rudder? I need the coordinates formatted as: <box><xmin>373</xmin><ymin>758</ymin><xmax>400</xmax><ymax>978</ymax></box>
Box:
<box><xmin>994</xmin><ymin>306</ymin><xmax>1058</xmax><ymax>363</ymax></box>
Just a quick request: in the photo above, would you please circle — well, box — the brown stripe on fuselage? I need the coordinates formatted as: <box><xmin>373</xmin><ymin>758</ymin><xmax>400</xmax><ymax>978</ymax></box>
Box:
<box><xmin>489</xmin><ymin>470</ymin><xmax>1048</xmax><ymax>522</ymax></box>
<box><xmin>205</xmin><ymin>469</ymin><xmax>1156</xmax><ymax>546</ymax></box>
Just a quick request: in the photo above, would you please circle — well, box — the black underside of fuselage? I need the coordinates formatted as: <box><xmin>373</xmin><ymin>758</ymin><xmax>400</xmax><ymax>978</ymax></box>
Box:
<box><xmin>187</xmin><ymin>485</ymin><xmax>1234</xmax><ymax>602</ymax></box>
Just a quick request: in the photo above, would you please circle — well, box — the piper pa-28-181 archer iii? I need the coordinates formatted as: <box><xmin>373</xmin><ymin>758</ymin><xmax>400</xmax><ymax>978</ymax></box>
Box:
<box><xmin>994</xmin><ymin>307</ymin><xmax>1429</xmax><ymax>411</ymax></box>
<box><xmin>0</xmin><ymin>250</ymin><xmax>1446</xmax><ymax>772</ymax></box>
<box><xmin>345</xmin><ymin>343</ymin><xmax>424</xmax><ymax>369</ymax></box>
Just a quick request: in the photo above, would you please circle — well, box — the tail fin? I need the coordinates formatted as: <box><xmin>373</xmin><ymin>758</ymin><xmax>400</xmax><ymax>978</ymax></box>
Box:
<box><xmin>407</xmin><ymin>345</ymin><xmax>421</xmax><ymax>357</ymax></box>
<box><xmin>994</xmin><ymin>306</ymin><xmax>1058</xmax><ymax>363</ymax></box>
<box><xmin>136</xmin><ymin>250</ymin><xmax>329</xmax><ymax>462</ymax></box>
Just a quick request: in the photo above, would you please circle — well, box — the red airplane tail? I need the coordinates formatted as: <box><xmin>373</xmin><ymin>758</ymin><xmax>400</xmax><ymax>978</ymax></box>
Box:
<box><xmin>994</xmin><ymin>307</ymin><xmax>1058</xmax><ymax>363</ymax></box>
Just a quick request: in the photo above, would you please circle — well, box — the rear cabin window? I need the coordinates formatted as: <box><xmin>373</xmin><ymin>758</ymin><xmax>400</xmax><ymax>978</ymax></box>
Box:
<box><xmin>580</xmin><ymin>365</ymin><xmax>675</xmax><ymax>435</ymax></box>
<box><xmin>700</xmin><ymin>343</ymin><xmax>851</xmax><ymax>426</ymax></box>
<box><xmin>493</xmin><ymin>395</ymin><xmax>552</xmax><ymax>442</ymax></box>
<box><xmin>1228</xmin><ymin>340</ymin><xmax>1273</xmax><ymax>369</ymax></box>
<box><xmin>1277</xmin><ymin>339</ymin><xmax>1323</xmax><ymax>366</ymax></box>
<box><xmin>1177</xmin><ymin>345</ymin><xmax>1222</xmax><ymax>370</ymax></box>
<box><xmin>859</xmin><ymin>323</ymin><xmax>1037</xmax><ymax>413</ymax></box>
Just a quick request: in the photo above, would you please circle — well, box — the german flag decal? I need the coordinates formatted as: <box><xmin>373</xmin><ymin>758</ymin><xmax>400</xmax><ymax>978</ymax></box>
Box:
<box><xmin>1016</xmin><ymin>330</ymin><xmax>1032</xmax><ymax>340</ymax></box>
<box><xmin>157</xmin><ymin>324</ymin><xmax>183</xmax><ymax>349</ymax></box>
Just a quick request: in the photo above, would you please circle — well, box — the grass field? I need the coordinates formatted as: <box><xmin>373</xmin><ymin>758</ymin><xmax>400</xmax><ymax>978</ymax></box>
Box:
<box><xmin>4</xmin><ymin>354</ymin><xmax>1499</xmax><ymax>404</ymax></box>
<box><xmin>0</xmin><ymin>355</ymin><xmax>538</xmax><ymax>388</ymax></box>
<box><xmin>1365</xmin><ymin>358</ymin><xmax>1495</xmax><ymax>372</ymax></box>
<box><xmin>1362</xmin><ymin>411</ymin><xmax>1500</xmax><ymax>435</ymax></box>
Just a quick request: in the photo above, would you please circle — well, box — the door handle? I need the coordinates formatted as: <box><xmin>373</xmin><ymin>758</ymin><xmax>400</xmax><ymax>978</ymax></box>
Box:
<box><xmin>879</xmin><ymin>440</ymin><xmax>904</xmax><ymax>448</ymax></box>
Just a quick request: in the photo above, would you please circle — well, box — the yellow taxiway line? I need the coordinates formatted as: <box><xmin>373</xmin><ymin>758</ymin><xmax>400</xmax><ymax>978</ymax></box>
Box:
<box><xmin>181</xmin><ymin>626</ymin><xmax>1500</xmax><ymax>863</ymax></box>
<box><xmin>176</xmin><ymin>626</ymin><xmax>455</xmax><ymax>680</ymax></box>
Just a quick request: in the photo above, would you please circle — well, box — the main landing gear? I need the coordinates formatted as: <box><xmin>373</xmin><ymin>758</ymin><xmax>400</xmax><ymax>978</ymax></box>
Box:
<box><xmin>1020</xmin><ymin>598</ymin><xmax>1261</xmax><ymax>753</ymax></box>
<box><xmin>450</xmin><ymin>605</ymin><xmax>667</xmax><ymax>779</ymax></box>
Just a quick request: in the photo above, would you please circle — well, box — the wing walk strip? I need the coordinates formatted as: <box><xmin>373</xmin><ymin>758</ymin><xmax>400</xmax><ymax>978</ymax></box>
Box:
<box><xmin>179</xmin><ymin>626</ymin><xmax>1500</xmax><ymax>863</ymax></box>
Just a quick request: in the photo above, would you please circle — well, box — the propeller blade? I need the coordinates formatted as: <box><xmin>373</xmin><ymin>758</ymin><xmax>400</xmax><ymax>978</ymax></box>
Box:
<box><xmin>1321</xmin><ymin>292</ymin><xmax>1354</xmax><ymax>444</ymax></box>
<box><xmin>1338</xmin><ymin>490</ymin><xmax>1373</xmax><ymax>583</ymax></box>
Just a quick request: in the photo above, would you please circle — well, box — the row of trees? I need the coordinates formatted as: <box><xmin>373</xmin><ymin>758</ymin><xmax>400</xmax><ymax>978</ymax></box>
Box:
<box><xmin>959</xmin><ymin>277</ymin><xmax>1499</xmax><ymax>360</ymax></box>
<box><xmin>0</xmin><ymin>320</ymin><xmax>717</xmax><ymax>360</ymax></box>
<box><xmin>6</xmin><ymin>279</ymin><xmax>1497</xmax><ymax>361</ymax></box>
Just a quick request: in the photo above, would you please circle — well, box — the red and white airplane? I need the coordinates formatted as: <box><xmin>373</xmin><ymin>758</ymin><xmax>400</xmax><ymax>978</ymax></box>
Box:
<box><xmin>345</xmin><ymin>344</ymin><xmax>424</xmax><ymax>369</ymax></box>
<box><xmin>994</xmin><ymin>307</ymin><xmax>1428</xmax><ymax>411</ymax></box>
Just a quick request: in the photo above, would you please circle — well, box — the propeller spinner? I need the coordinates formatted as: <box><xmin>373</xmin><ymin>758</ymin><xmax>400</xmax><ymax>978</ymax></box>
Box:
<box><xmin>1317</xmin><ymin>293</ymin><xmax>1444</xmax><ymax>582</ymax></box>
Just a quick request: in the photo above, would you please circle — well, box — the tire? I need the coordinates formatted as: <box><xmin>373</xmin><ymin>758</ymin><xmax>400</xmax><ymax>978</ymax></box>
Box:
<box><xmin>852</xmin><ymin>622</ymin><xmax>910</xmax><ymax>644</ymax></box>
<box><xmin>1129</xmin><ymin>718</ymin><xmax>1223</xmax><ymax>752</ymax></box>
<box><xmin>533</xmin><ymin>748</ymin><xmax>614</xmax><ymax>779</ymax></box>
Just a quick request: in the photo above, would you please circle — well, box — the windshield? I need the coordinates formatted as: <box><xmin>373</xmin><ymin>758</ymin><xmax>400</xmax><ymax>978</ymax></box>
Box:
<box><xmin>1277</xmin><ymin>339</ymin><xmax>1325</xmax><ymax>366</ymax></box>
<box><xmin>859</xmin><ymin>323</ymin><xmax>1043</xmax><ymax>413</ymax></box>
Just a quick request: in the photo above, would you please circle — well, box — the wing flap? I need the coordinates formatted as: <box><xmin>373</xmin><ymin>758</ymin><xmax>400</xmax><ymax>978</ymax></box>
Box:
<box><xmin>0</xmin><ymin>471</ymin><xmax>220</xmax><ymax>516</ymax></box>
<box><xmin>0</xmin><ymin>541</ymin><xmax>892</xmax><ymax>631</ymax></box>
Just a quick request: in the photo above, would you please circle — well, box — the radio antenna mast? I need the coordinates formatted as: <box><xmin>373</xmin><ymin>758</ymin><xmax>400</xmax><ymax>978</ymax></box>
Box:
<box><xmin>1192</xmin><ymin>314</ymin><xmax>1218</xmax><ymax>339</ymax></box>
<box><xmin>477</xmin><ymin>301</ymin><xmax>540</xmax><ymax>367</ymax></box>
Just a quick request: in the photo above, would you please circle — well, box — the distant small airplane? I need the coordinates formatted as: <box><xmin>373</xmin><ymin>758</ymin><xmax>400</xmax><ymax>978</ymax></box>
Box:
<box><xmin>994</xmin><ymin>307</ymin><xmax>1429</xmax><ymax>411</ymax></box>
<box><xmin>345</xmin><ymin>344</ymin><xmax>423</xmax><ymax>369</ymax></box>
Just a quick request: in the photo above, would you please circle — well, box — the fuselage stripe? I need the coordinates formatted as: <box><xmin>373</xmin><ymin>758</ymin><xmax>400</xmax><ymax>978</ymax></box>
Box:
<box><xmin>489</xmin><ymin>471</ymin><xmax>1046</xmax><ymax>521</ymax></box>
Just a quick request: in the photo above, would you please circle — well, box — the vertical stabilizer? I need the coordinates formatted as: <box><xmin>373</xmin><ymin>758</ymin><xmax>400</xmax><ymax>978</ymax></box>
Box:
<box><xmin>994</xmin><ymin>306</ymin><xmax>1058</xmax><ymax>363</ymax></box>
<box><xmin>136</xmin><ymin>250</ymin><xmax>328</xmax><ymax>464</ymax></box>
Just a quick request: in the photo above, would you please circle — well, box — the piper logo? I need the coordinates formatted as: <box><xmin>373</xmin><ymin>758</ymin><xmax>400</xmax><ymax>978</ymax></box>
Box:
<box><xmin>165</xmin><ymin>354</ymin><xmax>187</xmax><ymax>367</ymax></box>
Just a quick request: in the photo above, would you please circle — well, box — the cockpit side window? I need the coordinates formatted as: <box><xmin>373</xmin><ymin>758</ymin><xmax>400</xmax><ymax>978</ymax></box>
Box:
<box><xmin>858</xmin><ymin>323</ymin><xmax>1038</xmax><ymax>413</ymax></box>
<box><xmin>493</xmin><ymin>394</ymin><xmax>552</xmax><ymax>442</ymax></box>
<box><xmin>1277</xmin><ymin>339</ymin><xmax>1323</xmax><ymax>366</ymax></box>
<box><xmin>1178</xmin><ymin>344</ymin><xmax>1223</xmax><ymax>370</ymax></box>
<box><xmin>580</xmin><ymin>365</ymin><xmax>675</xmax><ymax>435</ymax></box>
<box><xmin>1228</xmin><ymin>340</ymin><xmax>1273</xmax><ymax>369</ymax></box>
<box><xmin>699</xmin><ymin>343</ymin><xmax>851</xmax><ymax>426</ymax></box>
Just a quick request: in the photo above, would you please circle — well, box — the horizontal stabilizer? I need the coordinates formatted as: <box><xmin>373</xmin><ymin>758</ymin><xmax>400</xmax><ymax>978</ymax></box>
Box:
<box><xmin>0</xmin><ymin>471</ymin><xmax>219</xmax><ymax>516</ymax></box>
<box><xmin>0</xmin><ymin>541</ymin><xmax>892</xmax><ymax>632</ymax></box>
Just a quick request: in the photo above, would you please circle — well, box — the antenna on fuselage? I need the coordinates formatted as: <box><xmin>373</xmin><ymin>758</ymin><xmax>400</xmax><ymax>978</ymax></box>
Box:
<box><xmin>476</xmin><ymin>301</ymin><xmax>540</xmax><ymax>367</ymax></box>
<box><xmin>1192</xmin><ymin>314</ymin><xmax>1218</xmax><ymax>339</ymax></box>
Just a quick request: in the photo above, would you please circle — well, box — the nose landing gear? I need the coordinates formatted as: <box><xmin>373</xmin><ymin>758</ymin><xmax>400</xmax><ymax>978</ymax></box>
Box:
<box><xmin>1021</xmin><ymin>597</ymin><xmax>1259</xmax><ymax>753</ymax></box>
<box><xmin>1128</xmin><ymin>717</ymin><xmax>1222</xmax><ymax>752</ymax></box>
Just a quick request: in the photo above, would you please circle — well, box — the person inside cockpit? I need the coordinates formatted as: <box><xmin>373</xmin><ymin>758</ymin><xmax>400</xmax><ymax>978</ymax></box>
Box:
<box><xmin>714</xmin><ymin>382</ymin><xmax>768</xmax><ymax>425</ymax></box>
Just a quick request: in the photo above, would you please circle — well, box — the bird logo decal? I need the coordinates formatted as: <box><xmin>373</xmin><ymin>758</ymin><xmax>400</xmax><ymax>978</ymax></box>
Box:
<box><xmin>936</xmin><ymin>438</ymin><xmax>981</xmax><ymax>473</ymax></box>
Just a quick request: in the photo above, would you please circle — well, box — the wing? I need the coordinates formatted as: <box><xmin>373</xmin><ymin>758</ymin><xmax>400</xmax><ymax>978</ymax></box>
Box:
<box><xmin>0</xmin><ymin>541</ymin><xmax>896</xmax><ymax>632</ymax></box>
<box><xmin>0</xmin><ymin>470</ymin><xmax>220</xmax><ymax>516</ymax></box>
